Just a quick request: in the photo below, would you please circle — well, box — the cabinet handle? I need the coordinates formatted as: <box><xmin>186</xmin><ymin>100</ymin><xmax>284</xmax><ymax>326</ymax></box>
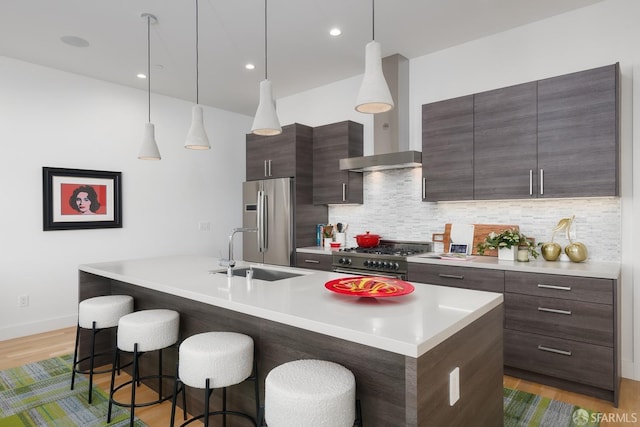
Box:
<box><xmin>540</xmin><ymin>168</ymin><xmax>544</xmax><ymax>195</ymax></box>
<box><xmin>264</xmin><ymin>160</ymin><xmax>268</xmax><ymax>177</ymax></box>
<box><xmin>529</xmin><ymin>170</ymin><xmax>533</xmax><ymax>196</ymax></box>
<box><xmin>439</xmin><ymin>273</ymin><xmax>464</xmax><ymax>280</ymax></box>
<box><xmin>303</xmin><ymin>259</ymin><xmax>320</xmax><ymax>264</ymax></box>
<box><xmin>268</xmin><ymin>160</ymin><xmax>272</xmax><ymax>176</ymax></box>
<box><xmin>538</xmin><ymin>307</ymin><xmax>572</xmax><ymax>316</ymax></box>
<box><xmin>537</xmin><ymin>345</ymin><xmax>572</xmax><ymax>357</ymax></box>
<box><xmin>342</xmin><ymin>183</ymin><xmax>347</xmax><ymax>202</ymax></box>
<box><xmin>537</xmin><ymin>284</ymin><xmax>572</xmax><ymax>291</ymax></box>
<box><xmin>422</xmin><ymin>177</ymin><xmax>426</xmax><ymax>199</ymax></box>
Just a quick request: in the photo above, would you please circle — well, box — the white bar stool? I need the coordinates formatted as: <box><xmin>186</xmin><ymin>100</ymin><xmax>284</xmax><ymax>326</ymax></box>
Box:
<box><xmin>107</xmin><ymin>308</ymin><xmax>180</xmax><ymax>425</ymax></box>
<box><xmin>263</xmin><ymin>359</ymin><xmax>362</xmax><ymax>427</ymax></box>
<box><xmin>71</xmin><ymin>295</ymin><xmax>134</xmax><ymax>403</ymax></box>
<box><xmin>170</xmin><ymin>331</ymin><xmax>260</xmax><ymax>427</ymax></box>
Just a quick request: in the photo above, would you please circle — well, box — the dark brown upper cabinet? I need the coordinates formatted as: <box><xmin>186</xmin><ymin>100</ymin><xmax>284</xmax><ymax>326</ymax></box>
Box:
<box><xmin>246</xmin><ymin>123</ymin><xmax>313</xmax><ymax>181</ymax></box>
<box><xmin>537</xmin><ymin>63</ymin><xmax>619</xmax><ymax>198</ymax></box>
<box><xmin>422</xmin><ymin>95</ymin><xmax>474</xmax><ymax>201</ymax></box>
<box><xmin>313</xmin><ymin>121</ymin><xmax>363</xmax><ymax>205</ymax></box>
<box><xmin>474</xmin><ymin>82</ymin><xmax>539</xmax><ymax>200</ymax></box>
<box><xmin>421</xmin><ymin>63</ymin><xmax>619</xmax><ymax>201</ymax></box>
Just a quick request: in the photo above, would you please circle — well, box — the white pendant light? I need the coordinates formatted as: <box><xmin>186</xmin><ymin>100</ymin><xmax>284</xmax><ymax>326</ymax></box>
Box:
<box><xmin>251</xmin><ymin>0</ymin><xmax>281</xmax><ymax>136</ymax></box>
<box><xmin>138</xmin><ymin>13</ymin><xmax>161</xmax><ymax>160</ymax></box>
<box><xmin>355</xmin><ymin>0</ymin><xmax>394</xmax><ymax>114</ymax></box>
<box><xmin>185</xmin><ymin>0</ymin><xmax>210</xmax><ymax>150</ymax></box>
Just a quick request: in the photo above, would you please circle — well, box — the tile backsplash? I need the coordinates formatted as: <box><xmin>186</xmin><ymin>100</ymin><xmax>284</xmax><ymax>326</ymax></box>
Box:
<box><xmin>329</xmin><ymin>168</ymin><xmax>621</xmax><ymax>262</ymax></box>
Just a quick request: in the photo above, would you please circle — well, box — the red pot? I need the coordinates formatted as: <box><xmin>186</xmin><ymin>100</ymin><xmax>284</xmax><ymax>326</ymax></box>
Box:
<box><xmin>355</xmin><ymin>231</ymin><xmax>381</xmax><ymax>248</ymax></box>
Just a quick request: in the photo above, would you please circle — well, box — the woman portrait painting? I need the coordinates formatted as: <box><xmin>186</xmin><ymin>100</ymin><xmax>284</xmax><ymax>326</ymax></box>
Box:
<box><xmin>60</xmin><ymin>184</ymin><xmax>107</xmax><ymax>216</ymax></box>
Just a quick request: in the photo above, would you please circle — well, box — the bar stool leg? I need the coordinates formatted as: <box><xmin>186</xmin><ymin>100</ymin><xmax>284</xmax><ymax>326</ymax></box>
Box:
<box><xmin>107</xmin><ymin>346</ymin><xmax>119</xmax><ymax>423</ymax></box>
<box><xmin>252</xmin><ymin>359</ymin><xmax>260</xmax><ymax>423</ymax></box>
<box><xmin>87</xmin><ymin>321</ymin><xmax>97</xmax><ymax>403</ymax></box>
<box><xmin>70</xmin><ymin>324</ymin><xmax>80</xmax><ymax>391</ymax></box>
<box><xmin>356</xmin><ymin>399</ymin><xmax>363</xmax><ymax>426</ymax></box>
<box><xmin>222</xmin><ymin>386</ymin><xmax>228</xmax><ymax>427</ymax></box>
<box><xmin>130</xmin><ymin>343</ymin><xmax>139</xmax><ymax>426</ymax></box>
<box><xmin>158</xmin><ymin>348</ymin><xmax>163</xmax><ymax>399</ymax></box>
<box><xmin>204</xmin><ymin>378</ymin><xmax>211</xmax><ymax>427</ymax></box>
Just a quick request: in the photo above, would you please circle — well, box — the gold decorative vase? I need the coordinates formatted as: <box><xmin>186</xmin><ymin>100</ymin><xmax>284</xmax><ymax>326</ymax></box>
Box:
<box><xmin>565</xmin><ymin>242</ymin><xmax>588</xmax><ymax>263</ymax></box>
<box><xmin>540</xmin><ymin>242</ymin><xmax>562</xmax><ymax>261</ymax></box>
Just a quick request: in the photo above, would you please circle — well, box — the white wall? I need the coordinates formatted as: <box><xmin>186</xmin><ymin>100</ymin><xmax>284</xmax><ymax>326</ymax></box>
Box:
<box><xmin>278</xmin><ymin>0</ymin><xmax>639</xmax><ymax>379</ymax></box>
<box><xmin>0</xmin><ymin>57</ymin><xmax>252</xmax><ymax>340</ymax></box>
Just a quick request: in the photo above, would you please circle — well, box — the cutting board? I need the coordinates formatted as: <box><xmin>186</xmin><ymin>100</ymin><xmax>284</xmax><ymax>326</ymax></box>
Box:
<box><xmin>433</xmin><ymin>223</ymin><xmax>519</xmax><ymax>256</ymax></box>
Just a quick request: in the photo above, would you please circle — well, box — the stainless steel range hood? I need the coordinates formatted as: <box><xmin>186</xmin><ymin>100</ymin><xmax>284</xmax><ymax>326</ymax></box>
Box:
<box><xmin>340</xmin><ymin>54</ymin><xmax>421</xmax><ymax>172</ymax></box>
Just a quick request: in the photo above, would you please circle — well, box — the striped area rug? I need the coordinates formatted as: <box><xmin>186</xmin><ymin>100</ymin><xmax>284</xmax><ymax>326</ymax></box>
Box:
<box><xmin>0</xmin><ymin>354</ymin><xmax>145</xmax><ymax>426</ymax></box>
<box><xmin>504</xmin><ymin>387</ymin><xmax>601</xmax><ymax>427</ymax></box>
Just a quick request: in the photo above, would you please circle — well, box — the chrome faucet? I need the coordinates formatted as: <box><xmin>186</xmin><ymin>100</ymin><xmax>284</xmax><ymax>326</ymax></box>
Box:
<box><xmin>220</xmin><ymin>227</ymin><xmax>258</xmax><ymax>277</ymax></box>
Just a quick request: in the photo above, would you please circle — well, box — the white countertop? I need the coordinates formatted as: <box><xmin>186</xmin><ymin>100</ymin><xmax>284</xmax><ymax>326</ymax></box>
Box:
<box><xmin>79</xmin><ymin>255</ymin><xmax>503</xmax><ymax>358</ymax></box>
<box><xmin>297</xmin><ymin>246</ymin><xmax>335</xmax><ymax>255</ymax></box>
<box><xmin>407</xmin><ymin>253</ymin><xmax>620</xmax><ymax>279</ymax></box>
<box><xmin>296</xmin><ymin>246</ymin><xmax>620</xmax><ymax>279</ymax></box>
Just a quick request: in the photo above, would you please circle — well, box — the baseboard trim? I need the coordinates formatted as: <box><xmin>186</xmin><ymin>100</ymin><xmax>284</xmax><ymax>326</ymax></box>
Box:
<box><xmin>0</xmin><ymin>315</ymin><xmax>76</xmax><ymax>341</ymax></box>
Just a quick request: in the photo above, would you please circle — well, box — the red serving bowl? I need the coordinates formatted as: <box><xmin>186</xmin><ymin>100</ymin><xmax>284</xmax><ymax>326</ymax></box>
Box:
<box><xmin>354</xmin><ymin>231</ymin><xmax>381</xmax><ymax>248</ymax></box>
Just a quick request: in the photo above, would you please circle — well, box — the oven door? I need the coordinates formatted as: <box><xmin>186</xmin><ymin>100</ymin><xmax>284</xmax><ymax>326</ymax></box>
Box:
<box><xmin>332</xmin><ymin>266</ymin><xmax>406</xmax><ymax>280</ymax></box>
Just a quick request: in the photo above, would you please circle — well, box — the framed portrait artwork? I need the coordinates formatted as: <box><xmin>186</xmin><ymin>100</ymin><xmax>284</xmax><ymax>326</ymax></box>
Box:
<box><xmin>42</xmin><ymin>167</ymin><xmax>122</xmax><ymax>231</ymax></box>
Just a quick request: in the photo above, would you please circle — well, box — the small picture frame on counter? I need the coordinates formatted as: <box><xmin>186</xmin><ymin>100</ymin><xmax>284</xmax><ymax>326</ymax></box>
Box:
<box><xmin>42</xmin><ymin>167</ymin><xmax>122</xmax><ymax>231</ymax></box>
<box><xmin>449</xmin><ymin>243</ymin><xmax>469</xmax><ymax>255</ymax></box>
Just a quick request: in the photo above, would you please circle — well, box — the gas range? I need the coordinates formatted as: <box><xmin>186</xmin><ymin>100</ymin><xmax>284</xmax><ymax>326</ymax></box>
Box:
<box><xmin>332</xmin><ymin>240</ymin><xmax>433</xmax><ymax>279</ymax></box>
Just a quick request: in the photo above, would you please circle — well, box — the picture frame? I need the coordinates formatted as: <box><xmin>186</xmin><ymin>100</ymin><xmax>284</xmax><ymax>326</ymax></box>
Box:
<box><xmin>449</xmin><ymin>243</ymin><xmax>469</xmax><ymax>255</ymax></box>
<box><xmin>42</xmin><ymin>167</ymin><xmax>122</xmax><ymax>231</ymax></box>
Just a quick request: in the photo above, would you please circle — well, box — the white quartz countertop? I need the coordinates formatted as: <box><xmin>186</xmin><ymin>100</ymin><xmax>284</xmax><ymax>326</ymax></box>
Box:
<box><xmin>79</xmin><ymin>255</ymin><xmax>503</xmax><ymax>358</ymax></box>
<box><xmin>407</xmin><ymin>253</ymin><xmax>620</xmax><ymax>279</ymax></box>
<box><xmin>296</xmin><ymin>246</ymin><xmax>620</xmax><ymax>279</ymax></box>
<box><xmin>297</xmin><ymin>246</ymin><xmax>335</xmax><ymax>255</ymax></box>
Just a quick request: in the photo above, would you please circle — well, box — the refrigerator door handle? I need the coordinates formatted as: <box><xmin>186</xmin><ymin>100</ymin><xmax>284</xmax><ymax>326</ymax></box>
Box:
<box><xmin>257</xmin><ymin>190</ymin><xmax>268</xmax><ymax>252</ymax></box>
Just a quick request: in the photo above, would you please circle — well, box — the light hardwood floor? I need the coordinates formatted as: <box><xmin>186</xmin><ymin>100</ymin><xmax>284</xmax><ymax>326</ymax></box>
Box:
<box><xmin>1</xmin><ymin>327</ymin><xmax>639</xmax><ymax>426</ymax></box>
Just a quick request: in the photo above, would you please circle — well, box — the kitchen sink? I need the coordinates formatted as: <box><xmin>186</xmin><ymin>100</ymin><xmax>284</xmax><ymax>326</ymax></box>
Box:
<box><xmin>219</xmin><ymin>267</ymin><xmax>303</xmax><ymax>281</ymax></box>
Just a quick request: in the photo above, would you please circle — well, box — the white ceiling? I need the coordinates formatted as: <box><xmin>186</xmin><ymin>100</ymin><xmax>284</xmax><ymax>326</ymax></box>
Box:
<box><xmin>1</xmin><ymin>0</ymin><xmax>602</xmax><ymax>116</ymax></box>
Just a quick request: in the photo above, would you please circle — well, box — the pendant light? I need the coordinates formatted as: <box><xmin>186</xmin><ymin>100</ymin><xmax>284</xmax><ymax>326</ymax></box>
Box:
<box><xmin>138</xmin><ymin>13</ymin><xmax>161</xmax><ymax>160</ymax></box>
<box><xmin>355</xmin><ymin>0</ymin><xmax>394</xmax><ymax>114</ymax></box>
<box><xmin>184</xmin><ymin>0</ymin><xmax>211</xmax><ymax>150</ymax></box>
<box><xmin>251</xmin><ymin>0</ymin><xmax>281</xmax><ymax>136</ymax></box>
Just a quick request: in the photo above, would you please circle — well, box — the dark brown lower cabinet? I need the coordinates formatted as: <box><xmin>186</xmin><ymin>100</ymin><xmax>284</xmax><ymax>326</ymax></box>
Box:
<box><xmin>407</xmin><ymin>263</ymin><xmax>620</xmax><ymax>406</ymax></box>
<box><xmin>504</xmin><ymin>271</ymin><xmax>620</xmax><ymax>406</ymax></box>
<box><xmin>295</xmin><ymin>252</ymin><xmax>332</xmax><ymax>271</ymax></box>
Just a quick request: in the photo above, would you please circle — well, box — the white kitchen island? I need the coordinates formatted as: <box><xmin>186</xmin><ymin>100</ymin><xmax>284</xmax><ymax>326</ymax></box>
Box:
<box><xmin>79</xmin><ymin>255</ymin><xmax>504</xmax><ymax>427</ymax></box>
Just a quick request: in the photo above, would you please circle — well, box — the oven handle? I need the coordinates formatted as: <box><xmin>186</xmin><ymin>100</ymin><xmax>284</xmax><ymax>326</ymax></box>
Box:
<box><xmin>332</xmin><ymin>267</ymin><xmax>406</xmax><ymax>280</ymax></box>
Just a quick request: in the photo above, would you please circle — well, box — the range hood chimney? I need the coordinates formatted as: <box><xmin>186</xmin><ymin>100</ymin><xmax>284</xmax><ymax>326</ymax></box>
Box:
<box><xmin>340</xmin><ymin>53</ymin><xmax>421</xmax><ymax>172</ymax></box>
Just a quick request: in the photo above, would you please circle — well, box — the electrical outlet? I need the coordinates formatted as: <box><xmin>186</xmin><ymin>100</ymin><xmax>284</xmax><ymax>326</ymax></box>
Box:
<box><xmin>198</xmin><ymin>221</ymin><xmax>211</xmax><ymax>232</ymax></box>
<box><xmin>449</xmin><ymin>367</ymin><xmax>460</xmax><ymax>406</ymax></box>
<box><xmin>19</xmin><ymin>295</ymin><xmax>29</xmax><ymax>307</ymax></box>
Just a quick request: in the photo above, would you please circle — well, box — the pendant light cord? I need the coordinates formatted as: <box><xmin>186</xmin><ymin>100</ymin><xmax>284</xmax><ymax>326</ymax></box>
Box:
<box><xmin>195</xmin><ymin>0</ymin><xmax>200</xmax><ymax>105</ymax></box>
<box><xmin>147</xmin><ymin>14</ymin><xmax>151</xmax><ymax>123</ymax></box>
<box><xmin>264</xmin><ymin>0</ymin><xmax>268</xmax><ymax>80</ymax></box>
<box><xmin>372</xmin><ymin>0</ymin><xmax>375</xmax><ymax>41</ymax></box>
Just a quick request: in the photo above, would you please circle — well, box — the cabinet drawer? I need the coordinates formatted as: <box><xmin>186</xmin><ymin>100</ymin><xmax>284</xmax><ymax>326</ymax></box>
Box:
<box><xmin>505</xmin><ymin>271</ymin><xmax>612</xmax><ymax>304</ymax></box>
<box><xmin>504</xmin><ymin>293</ymin><xmax>613</xmax><ymax>347</ymax></box>
<box><xmin>505</xmin><ymin>329</ymin><xmax>613</xmax><ymax>390</ymax></box>
<box><xmin>296</xmin><ymin>252</ymin><xmax>332</xmax><ymax>271</ymax></box>
<box><xmin>408</xmin><ymin>264</ymin><xmax>504</xmax><ymax>293</ymax></box>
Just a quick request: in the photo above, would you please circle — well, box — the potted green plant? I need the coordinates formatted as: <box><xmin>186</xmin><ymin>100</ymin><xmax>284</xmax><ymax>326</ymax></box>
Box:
<box><xmin>476</xmin><ymin>228</ymin><xmax>539</xmax><ymax>261</ymax></box>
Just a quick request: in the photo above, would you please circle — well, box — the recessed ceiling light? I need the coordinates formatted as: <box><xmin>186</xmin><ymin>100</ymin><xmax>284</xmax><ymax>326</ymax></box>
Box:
<box><xmin>137</xmin><ymin>73</ymin><xmax>147</xmax><ymax>79</ymax></box>
<box><xmin>245</xmin><ymin>63</ymin><xmax>256</xmax><ymax>70</ymax></box>
<box><xmin>329</xmin><ymin>28</ymin><xmax>342</xmax><ymax>37</ymax></box>
<box><xmin>60</xmin><ymin>35</ymin><xmax>90</xmax><ymax>47</ymax></box>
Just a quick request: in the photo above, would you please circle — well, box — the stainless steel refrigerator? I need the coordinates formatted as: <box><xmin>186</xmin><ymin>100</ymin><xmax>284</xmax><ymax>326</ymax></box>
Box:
<box><xmin>242</xmin><ymin>177</ymin><xmax>294</xmax><ymax>266</ymax></box>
